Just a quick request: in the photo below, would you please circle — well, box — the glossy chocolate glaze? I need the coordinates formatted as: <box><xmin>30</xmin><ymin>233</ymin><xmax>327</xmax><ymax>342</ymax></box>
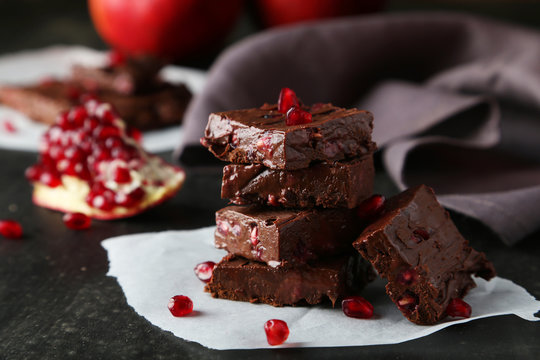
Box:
<box><xmin>221</xmin><ymin>156</ymin><xmax>374</xmax><ymax>208</ymax></box>
<box><xmin>202</xmin><ymin>103</ymin><xmax>376</xmax><ymax>170</ymax></box>
<box><xmin>353</xmin><ymin>185</ymin><xmax>495</xmax><ymax>325</ymax></box>
<box><xmin>215</xmin><ymin>205</ymin><xmax>362</xmax><ymax>266</ymax></box>
<box><xmin>205</xmin><ymin>253</ymin><xmax>373</xmax><ymax>306</ymax></box>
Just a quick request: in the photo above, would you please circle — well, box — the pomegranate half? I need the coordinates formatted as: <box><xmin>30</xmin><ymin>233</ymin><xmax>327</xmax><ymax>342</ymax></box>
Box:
<box><xmin>26</xmin><ymin>100</ymin><xmax>185</xmax><ymax>219</ymax></box>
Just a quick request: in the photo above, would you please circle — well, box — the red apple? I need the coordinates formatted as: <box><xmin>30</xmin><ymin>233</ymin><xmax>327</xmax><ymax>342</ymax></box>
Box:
<box><xmin>255</xmin><ymin>0</ymin><xmax>385</xmax><ymax>28</ymax></box>
<box><xmin>89</xmin><ymin>0</ymin><xmax>245</xmax><ymax>60</ymax></box>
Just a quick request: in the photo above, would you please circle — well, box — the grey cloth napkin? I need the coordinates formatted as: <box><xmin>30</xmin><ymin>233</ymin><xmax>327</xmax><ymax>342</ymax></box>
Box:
<box><xmin>176</xmin><ymin>12</ymin><xmax>540</xmax><ymax>245</ymax></box>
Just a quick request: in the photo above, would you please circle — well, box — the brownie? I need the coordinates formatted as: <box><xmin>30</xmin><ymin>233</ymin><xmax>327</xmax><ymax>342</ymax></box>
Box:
<box><xmin>71</xmin><ymin>56</ymin><xmax>164</xmax><ymax>95</ymax></box>
<box><xmin>221</xmin><ymin>156</ymin><xmax>374</xmax><ymax>208</ymax></box>
<box><xmin>205</xmin><ymin>253</ymin><xmax>373</xmax><ymax>306</ymax></box>
<box><xmin>215</xmin><ymin>205</ymin><xmax>362</xmax><ymax>266</ymax></box>
<box><xmin>353</xmin><ymin>185</ymin><xmax>496</xmax><ymax>325</ymax></box>
<box><xmin>0</xmin><ymin>79</ymin><xmax>191</xmax><ymax>130</ymax></box>
<box><xmin>201</xmin><ymin>103</ymin><xmax>376</xmax><ymax>170</ymax></box>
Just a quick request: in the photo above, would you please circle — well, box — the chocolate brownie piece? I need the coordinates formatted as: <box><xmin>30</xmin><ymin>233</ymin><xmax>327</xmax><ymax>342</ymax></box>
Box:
<box><xmin>221</xmin><ymin>156</ymin><xmax>374</xmax><ymax>208</ymax></box>
<box><xmin>215</xmin><ymin>205</ymin><xmax>362</xmax><ymax>266</ymax></box>
<box><xmin>202</xmin><ymin>103</ymin><xmax>376</xmax><ymax>170</ymax></box>
<box><xmin>71</xmin><ymin>56</ymin><xmax>164</xmax><ymax>95</ymax></box>
<box><xmin>0</xmin><ymin>80</ymin><xmax>191</xmax><ymax>130</ymax></box>
<box><xmin>205</xmin><ymin>253</ymin><xmax>373</xmax><ymax>306</ymax></box>
<box><xmin>0</xmin><ymin>81</ymin><xmax>75</xmax><ymax>125</ymax></box>
<box><xmin>353</xmin><ymin>185</ymin><xmax>496</xmax><ymax>325</ymax></box>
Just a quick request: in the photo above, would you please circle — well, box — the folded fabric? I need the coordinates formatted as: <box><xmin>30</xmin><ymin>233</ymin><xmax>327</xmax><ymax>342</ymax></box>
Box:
<box><xmin>176</xmin><ymin>12</ymin><xmax>540</xmax><ymax>245</ymax></box>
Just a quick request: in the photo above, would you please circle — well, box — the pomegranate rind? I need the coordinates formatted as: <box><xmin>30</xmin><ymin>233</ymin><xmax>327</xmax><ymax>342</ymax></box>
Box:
<box><xmin>32</xmin><ymin>166</ymin><xmax>185</xmax><ymax>220</ymax></box>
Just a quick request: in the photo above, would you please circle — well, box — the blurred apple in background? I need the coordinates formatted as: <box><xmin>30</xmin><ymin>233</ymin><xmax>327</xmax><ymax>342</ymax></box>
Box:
<box><xmin>88</xmin><ymin>0</ymin><xmax>245</xmax><ymax>60</ymax></box>
<box><xmin>255</xmin><ymin>0</ymin><xmax>385</xmax><ymax>28</ymax></box>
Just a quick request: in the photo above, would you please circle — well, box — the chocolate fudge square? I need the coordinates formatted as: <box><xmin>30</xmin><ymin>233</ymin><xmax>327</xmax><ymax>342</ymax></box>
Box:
<box><xmin>353</xmin><ymin>185</ymin><xmax>495</xmax><ymax>325</ymax></box>
<box><xmin>221</xmin><ymin>156</ymin><xmax>374</xmax><ymax>208</ymax></box>
<box><xmin>0</xmin><ymin>79</ymin><xmax>191</xmax><ymax>130</ymax></box>
<box><xmin>202</xmin><ymin>103</ymin><xmax>376</xmax><ymax>170</ymax></box>
<box><xmin>205</xmin><ymin>253</ymin><xmax>373</xmax><ymax>306</ymax></box>
<box><xmin>215</xmin><ymin>205</ymin><xmax>362</xmax><ymax>266</ymax></box>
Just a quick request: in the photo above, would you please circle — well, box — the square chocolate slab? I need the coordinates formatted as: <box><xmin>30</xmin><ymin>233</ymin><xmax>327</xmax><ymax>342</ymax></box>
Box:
<box><xmin>221</xmin><ymin>156</ymin><xmax>374</xmax><ymax>209</ymax></box>
<box><xmin>215</xmin><ymin>205</ymin><xmax>362</xmax><ymax>266</ymax></box>
<box><xmin>205</xmin><ymin>253</ymin><xmax>373</xmax><ymax>307</ymax></box>
<box><xmin>202</xmin><ymin>103</ymin><xmax>376</xmax><ymax>170</ymax></box>
<box><xmin>353</xmin><ymin>185</ymin><xmax>495</xmax><ymax>325</ymax></box>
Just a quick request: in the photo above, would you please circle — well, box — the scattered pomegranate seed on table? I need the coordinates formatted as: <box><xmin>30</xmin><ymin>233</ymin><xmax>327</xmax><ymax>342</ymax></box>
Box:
<box><xmin>63</xmin><ymin>213</ymin><xmax>92</xmax><ymax>230</ymax></box>
<box><xmin>168</xmin><ymin>295</ymin><xmax>193</xmax><ymax>317</ymax></box>
<box><xmin>286</xmin><ymin>106</ymin><xmax>312</xmax><ymax>126</ymax></box>
<box><xmin>193</xmin><ymin>261</ymin><xmax>216</xmax><ymax>283</ymax></box>
<box><xmin>446</xmin><ymin>298</ymin><xmax>472</xmax><ymax>319</ymax></box>
<box><xmin>356</xmin><ymin>194</ymin><xmax>385</xmax><ymax>220</ymax></box>
<box><xmin>264</xmin><ymin>319</ymin><xmax>289</xmax><ymax>346</ymax></box>
<box><xmin>0</xmin><ymin>220</ymin><xmax>23</xmax><ymax>239</ymax></box>
<box><xmin>277</xmin><ymin>87</ymin><xmax>299</xmax><ymax>113</ymax></box>
<box><xmin>342</xmin><ymin>296</ymin><xmax>374</xmax><ymax>319</ymax></box>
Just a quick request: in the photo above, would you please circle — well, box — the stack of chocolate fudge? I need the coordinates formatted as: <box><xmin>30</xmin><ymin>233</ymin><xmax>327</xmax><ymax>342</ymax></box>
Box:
<box><xmin>201</xmin><ymin>90</ymin><xmax>377</xmax><ymax>306</ymax></box>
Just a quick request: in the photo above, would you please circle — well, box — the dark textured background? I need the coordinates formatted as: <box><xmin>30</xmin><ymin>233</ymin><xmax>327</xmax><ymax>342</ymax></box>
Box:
<box><xmin>0</xmin><ymin>1</ymin><xmax>539</xmax><ymax>359</ymax></box>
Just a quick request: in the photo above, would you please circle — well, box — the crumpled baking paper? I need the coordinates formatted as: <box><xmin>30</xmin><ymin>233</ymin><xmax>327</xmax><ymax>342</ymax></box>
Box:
<box><xmin>0</xmin><ymin>46</ymin><xmax>206</xmax><ymax>153</ymax></box>
<box><xmin>101</xmin><ymin>227</ymin><xmax>540</xmax><ymax>350</ymax></box>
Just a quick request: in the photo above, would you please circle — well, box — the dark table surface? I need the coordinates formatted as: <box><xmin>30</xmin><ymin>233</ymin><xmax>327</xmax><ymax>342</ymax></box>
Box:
<box><xmin>0</xmin><ymin>1</ymin><xmax>539</xmax><ymax>358</ymax></box>
<box><xmin>0</xmin><ymin>149</ymin><xmax>539</xmax><ymax>360</ymax></box>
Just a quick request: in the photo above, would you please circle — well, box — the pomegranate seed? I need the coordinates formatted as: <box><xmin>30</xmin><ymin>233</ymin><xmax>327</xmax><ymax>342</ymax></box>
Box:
<box><xmin>396</xmin><ymin>268</ymin><xmax>417</xmax><ymax>286</ymax></box>
<box><xmin>278</xmin><ymin>88</ymin><xmax>299</xmax><ymax>113</ymax></box>
<box><xmin>115</xmin><ymin>187</ymin><xmax>145</xmax><ymax>207</ymax></box>
<box><xmin>70</xmin><ymin>106</ymin><xmax>88</xmax><ymax>127</ymax></box>
<box><xmin>3</xmin><ymin>120</ymin><xmax>17</xmax><ymax>133</ymax></box>
<box><xmin>40</xmin><ymin>171</ymin><xmax>62</xmax><ymax>187</ymax></box>
<box><xmin>84</xmin><ymin>116</ymin><xmax>100</xmax><ymax>131</ymax></box>
<box><xmin>25</xmin><ymin>165</ymin><xmax>42</xmax><ymax>181</ymax></box>
<box><xmin>267</xmin><ymin>194</ymin><xmax>279</xmax><ymax>206</ymax></box>
<box><xmin>250</xmin><ymin>226</ymin><xmax>259</xmax><ymax>246</ymax></box>
<box><xmin>397</xmin><ymin>292</ymin><xmax>419</xmax><ymax>313</ymax></box>
<box><xmin>264</xmin><ymin>319</ymin><xmax>289</xmax><ymax>346</ymax></box>
<box><xmin>193</xmin><ymin>261</ymin><xmax>216</xmax><ymax>283</ymax></box>
<box><xmin>127</xmin><ymin>127</ymin><xmax>143</xmax><ymax>143</ymax></box>
<box><xmin>357</xmin><ymin>194</ymin><xmax>385</xmax><ymax>220</ymax></box>
<box><xmin>101</xmin><ymin>109</ymin><xmax>118</xmax><ymax>124</ymax></box>
<box><xmin>105</xmin><ymin>136</ymin><xmax>123</xmax><ymax>149</ymax></box>
<box><xmin>256</xmin><ymin>136</ymin><xmax>273</xmax><ymax>154</ymax></box>
<box><xmin>286</xmin><ymin>106</ymin><xmax>312</xmax><ymax>126</ymax></box>
<box><xmin>86</xmin><ymin>189</ymin><xmax>115</xmax><ymax>211</ymax></box>
<box><xmin>95</xmin><ymin>125</ymin><xmax>121</xmax><ymax>139</ymax></box>
<box><xmin>63</xmin><ymin>212</ymin><xmax>91</xmax><ymax>230</ymax></box>
<box><xmin>108</xmin><ymin>50</ymin><xmax>126</xmax><ymax>67</ymax></box>
<box><xmin>168</xmin><ymin>295</ymin><xmax>193</xmax><ymax>317</ymax></box>
<box><xmin>216</xmin><ymin>220</ymin><xmax>229</xmax><ymax>236</ymax></box>
<box><xmin>412</xmin><ymin>229</ymin><xmax>430</xmax><ymax>243</ymax></box>
<box><xmin>113</xmin><ymin>166</ymin><xmax>131</xmax><ymax>183</ymax></box>
<box><xmin>342</xmin><ymin>296</ymin><xmax>374</xmax><ymax>319</ymax></box>
<box><xmin>0</xmin><ymin>219</ymin><xmax>23</xmax><ymax>239</ymax></box>
<box><xmin>446</xmin><ymin>298</ymin><xmax>472</xmax><ymax>318</ymax></box>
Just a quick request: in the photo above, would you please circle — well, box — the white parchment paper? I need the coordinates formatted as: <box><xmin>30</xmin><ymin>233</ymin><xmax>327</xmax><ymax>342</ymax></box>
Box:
<box><xmin>101</xmin><ymin>227</ymin><xmax>540</xmax><ymax>350</ymax></box>
<box><xmin>0</xmin><ymin>46</ymin><xmax>206</xmax><ymax>153</ymax></box>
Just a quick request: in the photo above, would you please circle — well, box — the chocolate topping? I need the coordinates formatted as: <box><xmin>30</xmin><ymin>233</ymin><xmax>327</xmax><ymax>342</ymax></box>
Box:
<box><xmin>353</xmin><ymin>185</ymin><xmax>496</xmax><ymax>325</ymax></box>
<box><xmin>215</xmin><ymin>205</ymin><xmax>362</xmax><ymax>266</ymax></box>
<box><xmin>205</xmin><ymin>253</ymin><xmax>374</xmax><ymax>307</ymax></box>
<box><xmin>221</xmin><ymin>156</ymin><xmax>374</xmax><ymax>208</ymax></box>
<box><xmin>202</xmin><ymin>103</ymin><xmax>376</xmax><ymax>170</ymax></box>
